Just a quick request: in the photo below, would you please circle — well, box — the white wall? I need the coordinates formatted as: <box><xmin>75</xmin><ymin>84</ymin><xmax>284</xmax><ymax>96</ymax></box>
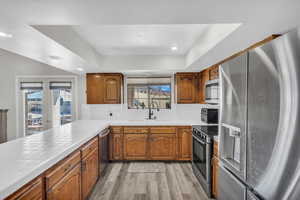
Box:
<box><xmin>81</xmin><ymin>104</ymin><xmax>218</xmax><ymax>122</ymax></box>
<box><xmin>0</xmin><ymin>49</ymin><xmax>79</xmax><ymax>140</ymax></box>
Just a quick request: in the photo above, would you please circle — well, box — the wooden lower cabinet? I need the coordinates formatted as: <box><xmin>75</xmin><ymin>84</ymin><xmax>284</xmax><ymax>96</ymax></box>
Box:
<box><xmin>5</xmin><ymin>178</ymin><xmax>43</xmax><ymax>200</ymax></box>
<box><xmin>149</xmin><ymin>134</ymin><xmax>176</xmax><ymax>160</ymax></box>
<box><xmin>124</xmin><ymin>134</ymin><xmax>148</xmax><ymax>160</ymax></box>
<box><xmin>47</xmin><ymin>164</ymin><xmax>82</xmax><ymax>200</ymax></box>
<box><xmin>177</xmin><ymin>127</ymin><xmax>192</xmax><ymax>160</ymax></box>
<box><xmin>82</xmin><ymin>149</ymin><xmax>99</xmax><ymax>200</ymax></box>
<box><xmin>110</xmin><ymin>134</ymin><xmax>123</xmax><ymax>160</ymax></box>
<box><xmin>212</xmin><ymin>156</ymin><xmax>219</xmax><ymax>198</ymax></box>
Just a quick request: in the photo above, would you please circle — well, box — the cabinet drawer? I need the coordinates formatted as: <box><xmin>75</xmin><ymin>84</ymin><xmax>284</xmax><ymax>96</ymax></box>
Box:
<box><xmin>5</xmin><ymin>177</ymin><xmax>43</xmax><ymax>200</ymax></box>
<box><xmin>81</xmin><ymin>137</ymin><xmax>99</xmax><ymax>158</ymax></box>
<box><xmin>124</xmin><ymin>127</ymin><xmax>149</xmax><ymax>134</ymax></box>
<box><xmin>45</xmin><ymin>151</ymin><xmax>81</xmax><ymax>190</ymax></box>
<box><xmin>111</xmin><ymin>126</ymin><xmax>123</xmax><ymax>134</ymax></box>
<box><xmin>150</xmin><ymin>127</ymin><xmax>176</xmax><ymax>134</ymax></box>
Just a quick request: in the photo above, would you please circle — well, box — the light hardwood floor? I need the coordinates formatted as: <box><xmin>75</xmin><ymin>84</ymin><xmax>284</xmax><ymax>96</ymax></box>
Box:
<box><xmin>89</xmin><ymin>162</ymin><xmax>212</xmax><ymax>200</ymax></box>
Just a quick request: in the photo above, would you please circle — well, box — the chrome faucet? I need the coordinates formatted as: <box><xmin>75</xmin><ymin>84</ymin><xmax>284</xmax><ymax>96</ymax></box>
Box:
<box><xmin>147</xmin><ymin>101</ymin><xmax>160</xmax><ymax>120</ymax></box>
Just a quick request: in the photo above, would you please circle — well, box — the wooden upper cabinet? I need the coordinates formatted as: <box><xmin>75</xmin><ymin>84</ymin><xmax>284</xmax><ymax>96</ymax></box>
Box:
<box><xmin>123</xmin><ymin>134</ymin><xmax>148</xmax><ymax>160</ymax></box>
<box><xmin>177</xmin><ymin>127</ymin><xmax>192</xmax><ymax>160</ymax></box>
<box><xmin>46</xmin><ymin>164</ymin><xmax>82</xmax><ymax>200</ymax></box>
<box><xmin>103</xmin><ymin>75</ymin><xmax>122</xmax><ymax>104</ymax></box>
<box><xmin>5</xmin><ymin>177</ymin><xmax>43</xmax><ymax>200</ymax></box>
<box><xmin>86</xmin><ymin>74</ymin><xmax>103</xmax><ymax>104</ymax></box>
<box><xmin>176</xmin><ymin>73</ymin><xmax>198</xmax><ymax>104</ymax></box>
<box><xmin>209</xmin><ymin>65</ymin><xmax>219</xmax><ymax>80</ymax></box>
<box><xmin>199</xmin><ymin>69</ymin><xmax>209</xmax><ymax>104</ymax></box>
<box><xmin>149</xmin><ymin>134</ymin><xmax>176</xmax><ymax>160</ymax></box>
<box><xmin>86</xmin><ymin>73</ymin><xmax>123</xmax><ymax>104</ymax></box>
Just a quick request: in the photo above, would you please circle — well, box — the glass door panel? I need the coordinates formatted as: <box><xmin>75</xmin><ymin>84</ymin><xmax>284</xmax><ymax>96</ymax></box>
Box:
<box><xmin>51</xmin><ymin>88</ymin><xmax>72</xmax><ymax>127</ymax></box>
<box><xmin>23</xmin><ymin>89</ymin><xmax>44</xmax><ymax>136</ymax></box>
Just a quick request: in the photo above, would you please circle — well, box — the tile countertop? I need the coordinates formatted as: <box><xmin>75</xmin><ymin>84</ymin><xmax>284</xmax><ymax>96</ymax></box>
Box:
<box><xmin>0</xmin><ymin>120</ymin><xmax>110</xmax><ymax>200</ymax></box>
<box><xmin>0</xmin><ymin>119</ymin><xmax>211</xmax><ymax>199</ymax></box>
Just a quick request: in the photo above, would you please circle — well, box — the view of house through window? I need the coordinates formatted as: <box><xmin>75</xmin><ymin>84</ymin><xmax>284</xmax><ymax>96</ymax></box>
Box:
<box><xmin>50</xmin><ymin>82</ymin><xmax>73</xmax><ymax>127</ymax></box>
<box><xmin>127</xmin><ymin>77</ymin><xmax>171</xmax><ymax>109</ymax></box>
<box><xmin>21</xmin><ymin>82</ymin><xmax>44</xmax><ymax>135</ymax></box>
<box><xmin>20</xmin><ymin>79</ymin><xmax>74</xmax><ymax>136</ymax></box>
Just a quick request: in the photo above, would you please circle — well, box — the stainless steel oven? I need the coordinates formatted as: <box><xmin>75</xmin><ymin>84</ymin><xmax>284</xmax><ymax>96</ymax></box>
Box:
<box><xmin>192</xmin><ymin>133</ymin><xmax>208</xmax><ymax>179</ymax></box>
<box><xmin>192</xmin><ymin>126</ymin><xmax>217</xmax><ymax>198</ymax></box>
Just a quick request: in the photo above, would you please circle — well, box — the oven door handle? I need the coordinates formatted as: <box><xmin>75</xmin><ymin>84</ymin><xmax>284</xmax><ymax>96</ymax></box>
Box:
<box><xmin>192</xmin><ymin>135</ymin><xmax>206</xmax><ymax>145</ymax></box>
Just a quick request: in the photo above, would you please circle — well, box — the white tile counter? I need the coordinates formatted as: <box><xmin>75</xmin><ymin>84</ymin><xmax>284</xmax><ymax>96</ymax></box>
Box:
<box><xmin>0</xmin><ymin>119</ymin><xmax>211</xmax><ymax>199</ymax></box>
<box><xmin>0</xmin><ymin>120</ymin><xmax>110</xmax><ymax>199</ymax></box>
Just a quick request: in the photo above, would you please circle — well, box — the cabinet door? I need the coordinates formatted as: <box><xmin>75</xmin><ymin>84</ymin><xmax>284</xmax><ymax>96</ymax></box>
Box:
<box><xmin>5</xmin><ymin>178</ymin><xmax>43</xmax><ymax>200</ymax></box>
<box><xmin>86</xmin><ymin>74</ymin><xmax>103</xmax><ymax>104</ymax></box>
<box><xmin>209</xmin><ymin>65</ymin><xmax>219</xmax><ymax>80</ymax></box>
<box><xmin>149</xmin><ymin>134</ymin><xmax>176</xmax><ymax>160</ymax></box>
<box><xmin>110</xmin><ymin>134</ymin><xmax>123</xmax><ymax>160</ymax></box>
<box><xmin>124</xmin><ymin>134</ymin><xmax>148</xmax><ymax>160</ymax></box>
<box><xmin>103</xmin><ymin>75</ymin><xmax>122</xmax><ymax>104</ymax></box>
<box><xmin>176</xmin><ymin>73</ymin><xmax>197</xmax><ymax>103</ymax></box>
<box><xmin>212</xmin><ymin>156</ymin><xmax>219</xmax><ymax>198</ymax></box>
<box><xmin>199</xmin><ymin>70</ymin><xmax>209</xmax><ymax>104</ymax></box>
<box><xmin>177</xmin><ymin>128</ymin><xmax>192</xmax><ymax>160</ymax></box>
<box><xmin>82</xmin><ymin>149</ymin><xmax>99</xmax><ymax>200</ymax></box>
<box><xmin>47</xmin><ymin>164</ymin><xmax>81</xmax><ymax>200</ymax></box>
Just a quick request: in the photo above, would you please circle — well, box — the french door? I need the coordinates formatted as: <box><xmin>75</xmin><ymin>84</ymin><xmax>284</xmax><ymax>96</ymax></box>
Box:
<box><xmin>18</xmin><ymin>77</ymin><xmax>76</xmax><ymax>137</ymax></box>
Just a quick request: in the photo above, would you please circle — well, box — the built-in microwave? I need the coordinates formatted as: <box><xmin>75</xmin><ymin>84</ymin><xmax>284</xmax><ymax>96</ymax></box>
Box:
<box><xmin>205</xmin><ymin>79</ymin><xmax>219</xmax><ymax>104</ymax></box>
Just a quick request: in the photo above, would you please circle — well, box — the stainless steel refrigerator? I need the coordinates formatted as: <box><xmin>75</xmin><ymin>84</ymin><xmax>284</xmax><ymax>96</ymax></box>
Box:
<box><xmin>218</xmin><ymin>28</ymin><xmax>300</xmax><ymax>200</ymax></box>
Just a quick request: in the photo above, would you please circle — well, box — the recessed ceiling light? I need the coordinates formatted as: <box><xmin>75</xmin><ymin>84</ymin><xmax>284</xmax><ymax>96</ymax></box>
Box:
<box><xmin>171</xmin><ymin>46</ymin><xmax>178</xmax><ymax>51</ymax></box>
<box><xmin>0</xmin><ymin>32</ymin><xmax>13</xmax><ymax>38</ymax></box>
<box><xmin>49</xmin><ymin>55</ymin><xmax>61</xmax><ymax>60</ymax></box>
<box><xmin>76</xmin><ymin>67</ymin><xmax>84</xmax><ymax>72</ymax></box>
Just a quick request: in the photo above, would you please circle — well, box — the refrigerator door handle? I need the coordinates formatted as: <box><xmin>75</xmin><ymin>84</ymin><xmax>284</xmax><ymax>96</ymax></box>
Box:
<box><xmin>222</xmin><ymin>123</ymin><xmax>241</xmax><ymax>132</ymax></box>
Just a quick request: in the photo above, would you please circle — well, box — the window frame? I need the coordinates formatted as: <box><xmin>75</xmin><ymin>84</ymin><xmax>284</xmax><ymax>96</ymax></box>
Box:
<box><xmin>126</xmin><ymin>77</ymin><xmax>172</xmax><ymax>110</ymax></box>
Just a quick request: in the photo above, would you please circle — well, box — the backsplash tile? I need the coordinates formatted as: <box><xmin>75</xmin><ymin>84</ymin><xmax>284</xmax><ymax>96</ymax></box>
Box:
<box><xmin>81</xmin><ymin>104</ymin><xmax>219</xmax><ymax>121</ymax></box>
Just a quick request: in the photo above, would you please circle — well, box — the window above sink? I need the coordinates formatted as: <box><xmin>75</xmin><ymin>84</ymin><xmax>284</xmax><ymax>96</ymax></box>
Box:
<box><xmin>126</xmin><ymin>77</ymin><xmax>172</xmax><ymax>109</ymax></box>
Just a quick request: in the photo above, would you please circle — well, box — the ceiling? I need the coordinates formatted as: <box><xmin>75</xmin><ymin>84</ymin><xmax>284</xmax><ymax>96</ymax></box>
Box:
<box><xmin>0</xmin><ymin>0</ymin><xmax>299</xmax><ymax>74</ymax></box>
<box><xmin>72</xmin><ymin>24</ymin><xmax>238</xmax><ymax>56</ymax></box>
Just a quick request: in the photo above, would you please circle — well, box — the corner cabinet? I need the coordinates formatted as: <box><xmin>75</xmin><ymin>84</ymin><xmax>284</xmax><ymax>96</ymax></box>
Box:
<box><xmin>86</xmin><ymin>73</ymin><xmax>123</xmax><ymax>104</ymax></box>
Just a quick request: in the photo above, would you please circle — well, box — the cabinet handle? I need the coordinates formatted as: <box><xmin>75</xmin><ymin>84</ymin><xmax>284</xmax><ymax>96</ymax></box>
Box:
<box><xmin>64</xmin><ymin>164</ymin><xmax>72</xmax><ymax>172</ymax></box>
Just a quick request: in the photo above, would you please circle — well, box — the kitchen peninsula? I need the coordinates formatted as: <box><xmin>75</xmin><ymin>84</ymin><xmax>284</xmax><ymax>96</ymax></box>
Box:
<box><xmin>0</xmin><ymin>119</ymin><xmax>207</xmax><ymax>199</ymax></box>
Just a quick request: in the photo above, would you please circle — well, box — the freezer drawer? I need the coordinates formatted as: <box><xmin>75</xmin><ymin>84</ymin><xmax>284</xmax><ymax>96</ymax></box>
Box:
<box><xmin>218</xmin><ymin>164</ymin><xmax>246</xmax><ymax>200</ymax></box>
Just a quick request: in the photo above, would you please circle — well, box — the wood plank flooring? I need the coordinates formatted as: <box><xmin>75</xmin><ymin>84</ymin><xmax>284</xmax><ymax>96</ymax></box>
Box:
<box><xmin>89</xmin><ymin>162</ymin><xmax>212</xmax><ymax>200</ymax></box>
